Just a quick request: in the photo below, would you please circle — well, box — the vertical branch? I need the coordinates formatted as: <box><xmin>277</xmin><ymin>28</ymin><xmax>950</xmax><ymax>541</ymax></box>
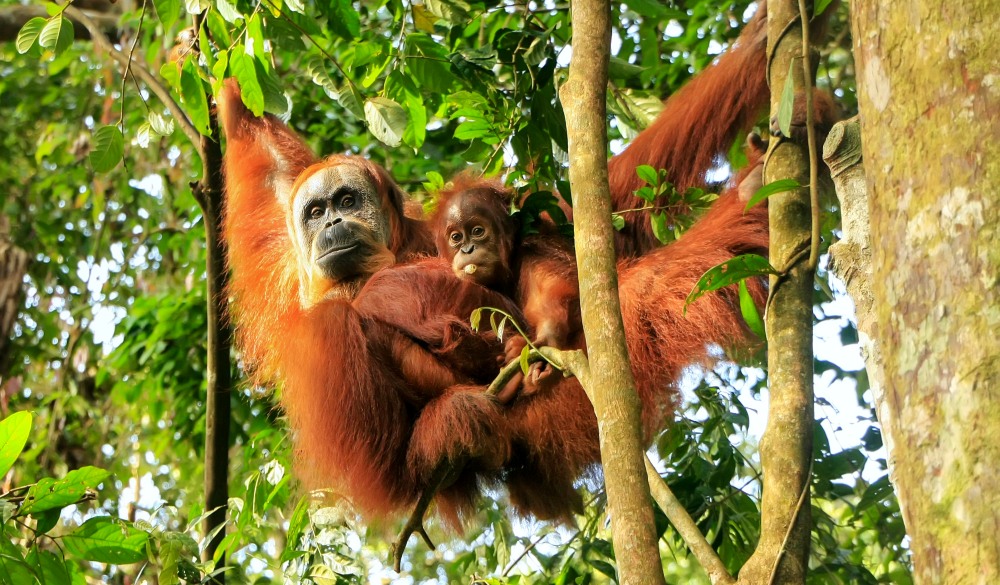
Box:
<box><xmin>192</xmin><ymin>14</ymin><xmax>233</xmax><ymax>581</ymax></box>
<box><xmin>737</xmin><ymin>1</ymin><xmax>817</xmax><ymax>583</ymax></box>
<box><xmin>559</xmin><ymin>1</ymin><xmax>665</xmax><ymax>584</ymax></box>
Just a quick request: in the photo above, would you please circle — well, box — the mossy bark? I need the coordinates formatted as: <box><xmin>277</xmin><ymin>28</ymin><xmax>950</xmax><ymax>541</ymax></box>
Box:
<box><xmin>560</xmin><ymin>0</ymin><xmax>665</xmax><ymax>583</ymax></box>
<box><xmin>851</xmin><ymin>2</ymin><xmax>1000</xmax><ymax>582</ymax></box>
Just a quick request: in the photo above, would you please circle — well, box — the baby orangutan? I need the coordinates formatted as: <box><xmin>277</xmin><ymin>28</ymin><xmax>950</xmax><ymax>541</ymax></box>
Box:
<box><xmin>432</xmin><ymin>177</ymin><xmax>582</xmax><ymax>400</ymax></box>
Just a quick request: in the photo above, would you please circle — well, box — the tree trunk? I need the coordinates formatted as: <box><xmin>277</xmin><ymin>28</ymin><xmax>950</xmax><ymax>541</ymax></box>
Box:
<box><xmin>851</xmin><ymin>2</ymin><xmax>1000</xmax><ymax>582</ymax></box>
<box><xmin>560</xmin><ymin>0</ymin><xmax>665</xmax><ymax>583</ymax></box>
<box><xmin>738</xmin><ymin>1</ymin><xmax>817</xmax><ymax>582</ymax></box>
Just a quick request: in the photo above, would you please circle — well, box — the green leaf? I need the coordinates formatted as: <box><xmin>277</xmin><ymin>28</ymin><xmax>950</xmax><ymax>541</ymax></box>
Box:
<box><xmin>180</xmin><ymin>59</ymin><xmax>211</xmax><ymax>135</ymax></box>
<box><xmin>38</xmin><ymin>15</ymin><xmax>63</xmax><ymax>49</ymax></box>
<box><xmin>322</xmin><ymin>0</ymin><xmax>361</xmax><ymax>39</ymax></box>
<box><xmin>855</xmin><ymin>475</ymin><xmax>894</xmax><ymax>516</ymax></box>
<box><xmin>337</xmin><ymin>83</ymin><xmax>365</xmax><ymax>119</ymax></box>
<box><xmin>33</xmin><ymin>508</ymin><xmax>60</xmax><ymax>533</ymax></box>
<box><xmin>364</xmin><ymin>97</ymin><xmax>407</xmax><ymax>148</ymax></box>
<box><xmin>214</xmin><ymin>0</ymin><xmax>241</xmax><ymax>22</ymax></box>
<box><xmin>89</xmin><ymin>126</ymin><xmax>124</xmax><ymax>173</ymax></box>
<box><xmin>745</xmin><ymin>178</ymin><xmax>802</xmax><ymax>211</ymax></box>
<box><xmin>26</xmin><ymin>548</ymin><xmax>71</xmax><ymax>585</ymax></box>
<box><xmin>777</xmin><ymin>61</ymin><xmax>796</xmax><ymax>138</ymax></box>
<box><xmin>229</xmin><ymin>50</ymin><xmax>263</xmax><ymax>116</ymax></box>
<box><xmin>152</xmin><ymin>0</ymin><xmax>181</xmax><ymax>31</ymax></box>
<box><xmin>738</xmin><ymin>280</ymin><xmax>766</xmax><ymax>340</ymax></box>
<box><xmin>636</xmin><ymin>164</ymin><xmax>658</xmax><ymax>187</ymax></box>
<box><xmin>519</xmin><ymin>344</ymin><xmax>530</xmax><ymax>376</ymax></box>
<box><xmin>814</xmin><ymin>0</ymin><xmax>836</xmax><ymax>17</ymax></box>
<box><xmin>650</xmin><ymin>211</ymin><xmax>671</xmax><ymax>245</ymax></box>
<box><xmin>62</xmin><ymin>516</ymin><xmax>149</xmax><ymax>565</ymax></box>
<box><xmin>686</xmin><ymin>254</ymin><xmax>778</xmax><ymax>308</ymax></box>
<box><xmin>16</xmin><ymin>17</ymin><xmax>46</xmax><ymax>54</ymax></box>
<box><xmin>611</xmin><ymin>213</ymin><xmax>625</xmax><ymax>231</ymax></box>
<box><xmin>0</xmin><ymin>538</ymin><xmax>33</xmax><ymax>585</ymax></box>
<box><xmin>424</xmin><ymin>0</ymin><xmax>471</xmax><ymax>24</ymax></box>
<box><xmin>608</xmin><ymin>56</ymin><xmax>645</xmax><ymax>80</ymax></box>
<box><xmin>183</xmin><ymin>0</ymin><xmax>210</xmax><ymax>15</ymax></box>
<box><xmin>149</xmin><ymin>112</ymin><xmax>175</xmax><ymax>136</ymax></box>
<box><xmin>20</xmin><ymin>466</ymin><xmax>111</xmax><ymax>515</ymax></box>
<box><xmin>470</xmin><ymin>308</ymin><xmax>482</xmax><ymax>331</ymax></box>
<box><xmin>0</xmin><ymin>411</ymin><xmax>31</xmax><ymax>479</ymax></box>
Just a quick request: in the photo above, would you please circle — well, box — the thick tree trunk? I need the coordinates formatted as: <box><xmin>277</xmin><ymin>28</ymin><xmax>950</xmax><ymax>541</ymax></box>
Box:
<box><xmin>851</xmin><ymin>2</ymin><xmax>1000</xmax><ymax>582</ymax></box>
<box><xmin>560</xmin><ymin>0</ymin><xmax>665</xmax><ymax>583</ymax></box>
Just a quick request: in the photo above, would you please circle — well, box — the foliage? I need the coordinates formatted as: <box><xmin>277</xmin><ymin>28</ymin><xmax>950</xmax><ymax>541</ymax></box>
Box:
<box><xmin>0</xmin><ymin>0</ymin><xmax>909</xmax><ymax>582</ymax></box>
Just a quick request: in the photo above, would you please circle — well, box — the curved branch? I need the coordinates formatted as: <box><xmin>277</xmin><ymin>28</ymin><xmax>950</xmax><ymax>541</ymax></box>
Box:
<box><xmin>64</xmin><ymin>5</ymin><xmax>203</xmax><ymax>155</ymax></box>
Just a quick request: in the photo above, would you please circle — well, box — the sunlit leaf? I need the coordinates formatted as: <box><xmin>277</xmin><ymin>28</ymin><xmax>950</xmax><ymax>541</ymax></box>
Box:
<box><xmin>364</xmin><ymin>97</ymin><xmax>407</xmax><ymax>147</ymax></box>
<box><xmin>20</xmin><ymin>466</ymin><xmax>111</xmax><ymax>515</ymax></box>
<box><xmin>15</xmin><ymin>17</ymin><xmax>46</xmax><ymax>54</ymax></box>
<box><xmin>63</xmin><ymin>516</ymin><xmax>149</xmax><ymax>564</ymax></box>
<box><xmin>0</xmin><ymin>411</ymin><xmax>31</xmax><ymax>479</ymax></box>
<box><xmin>152</xmin><ymin>0</ymin><xmax>181</xmax><ymax>31</ymax></box>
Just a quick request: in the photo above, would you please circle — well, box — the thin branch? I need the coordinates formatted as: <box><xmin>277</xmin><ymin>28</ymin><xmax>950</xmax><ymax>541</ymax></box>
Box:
<box><xmin>798</xmin><ymin>0</ymin><xmax>820</xmax><ymax>271</ymax></box>
<box><xmin>64</xmin><ymin>5</ymin><xmax>203</xmax><ymax>155</ymax></box>
<box><xmin>644</xmin><ymin>457</ymin><xmax>735</xmax><ymax>585</ymax></box>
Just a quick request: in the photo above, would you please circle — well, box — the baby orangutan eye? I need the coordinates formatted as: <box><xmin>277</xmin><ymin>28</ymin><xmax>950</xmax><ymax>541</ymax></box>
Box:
<box><xmin>450</xmin><ymin>232</ymin><xmax>462</xmax><ymax>243</ymax></box>
<box><xmin>471</xmin><ymin>226</ymin><xmax>485</xmax><ymax>237</ymax></box>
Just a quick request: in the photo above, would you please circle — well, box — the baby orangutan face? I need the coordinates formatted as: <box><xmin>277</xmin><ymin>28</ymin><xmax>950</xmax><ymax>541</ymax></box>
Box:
<box><xmin>439</xmin><ymin>189</ymin><xmax>515</xmax><ymax>289</ymax></box>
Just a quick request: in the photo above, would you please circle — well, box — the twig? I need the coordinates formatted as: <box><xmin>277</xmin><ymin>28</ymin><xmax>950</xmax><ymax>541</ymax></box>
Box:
<box><xmin>798</xmin><ymin>0</ymin><xmax>820</xmax><ymax>271</ymax></box>
<box><xmin>65</xmin><ymin>5</ymin><xmax>203</xmax><ymax>154</ymax></box>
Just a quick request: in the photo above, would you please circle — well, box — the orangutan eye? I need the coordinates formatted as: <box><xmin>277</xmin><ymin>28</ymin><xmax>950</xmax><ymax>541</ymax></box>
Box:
<box><xmin>308</xmin><ymin>204</ymin><xmax>324</xmax><ymax>219</ymax></box>
<box><xmin>450</xmin><ymin>232</ymin><xmax>462</xmax><ymax>243</ymax></box>
<box><xmin>471</xmin><ymin>226</ymin><xmax>486</xmax><ymax>237</ymax></box>
<box><xmin>340</xmin><ymin>195</ymin><xmax>356</xmax><ymax>209</ymax></box>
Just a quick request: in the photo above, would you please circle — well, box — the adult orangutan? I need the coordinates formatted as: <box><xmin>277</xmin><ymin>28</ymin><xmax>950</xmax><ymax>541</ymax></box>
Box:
<box><xmin>219</xmin><ymin>0</ymin><xmax>781</xmax><ymax>524</ymax></box>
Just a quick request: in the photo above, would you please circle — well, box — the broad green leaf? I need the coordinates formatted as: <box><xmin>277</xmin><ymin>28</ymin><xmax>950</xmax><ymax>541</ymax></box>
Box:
<box><xmin>89</xmin><ymin>126</ymin><xmax>124</xmax><ymax>173</ymax></box>
<box><xmin>38</xmin><ymin>15</ymin><xmax>63</xmax><ymax>49</ymax></box>
<box><xmin>0</xmin><ymin>538</ymin><xmax>33</xmax><ymax>585</ymax></box>
<box><xmin>229</xmin><ymin>50</ymin><xmax>263</xmax><ymax>117</ymax></box>
<box><xmin>738</xmin><ymin>280</ymin><xmax>766</xmax><ymax>340</ymax></box>
<box><xmin>0</xmin><ymin>411</ymin><xmax>31</xmax><ymax>479</ymax></box>
<box><xmin>62</xmin><ymin>516</ymin><xmax>149</xmax><ymax>565</ymax></box>
<box><xmin>33</xmin><ymin>508</ymin><xmax>60</xmax><ymax>533</ymax></box>
<box><xmin>745</xmin><ymin>178</ymin><xmax>802</xmax><ymax>211</ymax></box>
<box><xmin>412</xmin><ymin>4</ymin><xmax>437</xmax><ymax>31</ymax></box>
<box><xmin>152</xmin><ymin>0</ymin><xmax>181</xmax><ymax>31</ymax></box>
<box><xmin>650</xmin><ymin>211</ymin><xmax>671</xmax><ymax>245</ymax></box>
<box><xmin>777</xmin><ymin>61</ymin><xmax>796</xmax><ymax>138</ymax></box>
<box><xmin>424</xmin><ymin>0</ymin><xmax>470</xmax><ymax>24</ymax></box>
<box><xmin>16</xmin><ymin>17</ymin><xmax>46</xmax><ymax>54</ymax></box>
<box><xmin>180</xmin><ymin>61</ymin><xmax>211</xmax><ymax>135</ymax></box>
<box><xmin>364</xmin><ymin>97</ymin><xmax>407</xmax><ymax>148</ymax></box>
<box><xmin>611</xmin><ymin>213</ymin><xmax>625</xmax><ymax>231</ymax></box>
<box><xmin>20</xmin><ymin>466</ymin><xmax>111</xmax><ymax>515</ymax></box>
<box><xmin>322</xmin><ymin>0</ymin><xmax>360</xmax><ymax>39</ymax></box>
<box><xmin>609</xmin><ymin>56</ymin><xmax>645</xmax><ymax>80</ymax></box>
<box><xmin>26</xmin><ymin>548</ymin><xmax>71</xmax><ymax>585</ymax></box>
<box><xmin>519</xmin><ymin>344</ymin><xmax>530</xmax><ymax>376</ymax></box>
<box><xmin>686</xmin><ymin>254</ymin><xmax>778</xmax><ymax>308</ymax></box>
<box><xmin>635</xmin><ymin>164</ymin><xmax>659</xmax><ymax>186</ymax></box>
<box><xmin>254</xmin><ymin>59</ymin><xmax>288</xmax><ymax>115</ymax></box>
<box><xmin>136</xmin><ymin>123</ymin><xmax>153</xmax><ymax>148</ymax></box>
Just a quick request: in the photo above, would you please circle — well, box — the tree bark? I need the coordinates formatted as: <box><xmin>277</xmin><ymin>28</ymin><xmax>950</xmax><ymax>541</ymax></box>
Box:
<box><xmin>851</xmin><ymin>2</ymin><xmax>1000</xmax><ymax>581</ymax></box>
<box><xmin>824</xmin><ymin>118</ymin><xmax>895</xmax><ymax>468</ymax></box>
<box><xmin>0</xmin><ymin>218</ymin><xmax>28</xmax><ymax>380</ymax></box>
<box><xmin>737</xmin><ymin>1</ymin><xmax>817</xmax><ymax>583</ymax></box>
<box><xmin>560</xmin><ymin>0</ymin><xmax>665</xmax><ymax>583</ymax></box>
